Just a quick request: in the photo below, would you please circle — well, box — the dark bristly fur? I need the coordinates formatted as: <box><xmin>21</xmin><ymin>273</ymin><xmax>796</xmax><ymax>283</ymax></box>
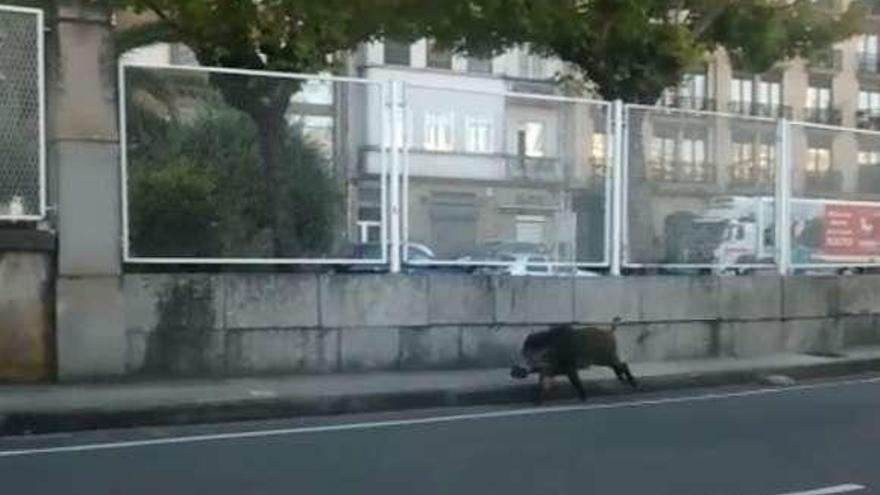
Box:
<box><xmin>510</xmin><ymin>317</ymin><xmax>637</xmax><ymax>403</ymax></box>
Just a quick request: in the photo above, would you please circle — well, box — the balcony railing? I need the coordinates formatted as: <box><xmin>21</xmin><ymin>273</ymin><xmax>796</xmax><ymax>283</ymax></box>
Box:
<box><xmin>727</xmin><ymin>101</ymin><xmax>793</xmax><ymax>119</ymax></box>
<box><xmin>647</xmin><ymin>160</ymin><xmax>716</xmax><ymax>184</ymax></box>
<box><xmin>858</xmin><ymin>165</ymin><xmax>880</xmax><ymax>194</ymax></box>
<box><xmin>856</xmin><ymin>110</ymin><xmax>880</xmax><ymax>130</ymax></box>
<box><xmin>661</xmin><ymin>96</ymin><xmax>717</xmax><ymax>112</ymax></box>
<box><xmin>853</xmin><ymin>0</ymin><xmax>880</xmax><ymax>17</ymax></box>
<box><xmin>858</xmin><ymin>52</ymin><xmax>880</xmax><ymax>74</ymax></box>
<box><xmin>807</xmin><ymin>49</ymin><xmax>843</xmax><ymax>73</ymax></box>
<box><xmin>506</xmin><ymin>155</ymin><xmax>564</xmax><ymax>182</ymax></box>
<box><xmin>803</xmin><ymin>106</ymin><xmax>843</xmax><ymax>125</ymax></box>
<box><xmin>804</xmin><ymin>170</ymin><xmax>843</xmax><ymax>193</ymax></box>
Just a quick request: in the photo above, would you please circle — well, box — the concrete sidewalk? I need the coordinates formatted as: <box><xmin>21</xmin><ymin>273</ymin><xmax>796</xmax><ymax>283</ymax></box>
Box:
<box><xmin>3</xmin><ymin>346</ymin><xmax>880</xmax><ymax>435</ymax></box>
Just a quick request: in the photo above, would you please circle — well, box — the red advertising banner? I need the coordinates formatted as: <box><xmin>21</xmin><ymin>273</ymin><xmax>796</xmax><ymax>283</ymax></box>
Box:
<box><xmin>821</xmin><ymin>204</ymin><xmax>880</xmax><ymax>256</ymax></box>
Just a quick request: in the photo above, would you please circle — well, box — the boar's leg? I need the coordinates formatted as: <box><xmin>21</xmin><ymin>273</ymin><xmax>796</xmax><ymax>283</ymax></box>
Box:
<box><xmin>565</xmin><ymin>368</ymin><xmax>586</xmax><ymax>401</ymax></box>
<box><xmin>618</xmin><ymin>363</ymin><xmax>638</xmax><ymax>388</ymax></box>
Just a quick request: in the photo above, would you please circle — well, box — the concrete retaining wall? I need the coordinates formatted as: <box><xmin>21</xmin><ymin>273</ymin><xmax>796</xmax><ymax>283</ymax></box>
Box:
<box><xmin>0</xmin><ymin>231</ymin><xmax>55</xmax><ymax>382</ymax></box>
<box><xmin>116</xmin><ymin>273</ymin><xmax>880</xmax><ymax>378</ymax></box>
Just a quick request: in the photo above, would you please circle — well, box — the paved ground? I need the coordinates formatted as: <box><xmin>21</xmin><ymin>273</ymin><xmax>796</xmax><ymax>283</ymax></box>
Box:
<box><xmin>4</xmin><ymin>347</ymin><xmax>880</xmax><ymax>435</ymax></box>
<box><xmin>1</xmin><ymin>375</ymin><xmax>878</xmax><ymax>495</ymax></box>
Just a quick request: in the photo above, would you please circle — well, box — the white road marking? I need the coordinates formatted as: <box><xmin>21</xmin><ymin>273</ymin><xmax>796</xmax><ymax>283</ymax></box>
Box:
<box><xmin>772</xmin><ymin>484</ymin><xmax>865</xmax><ymax>495</ymax></box>
<box><xmin>0</xmin><ymin>376</ymin><xmax>878</xmax><ymax>458</ymax></box>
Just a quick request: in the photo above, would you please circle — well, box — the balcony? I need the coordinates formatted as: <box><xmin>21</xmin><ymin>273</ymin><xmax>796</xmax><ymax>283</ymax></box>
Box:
<box><xmin>728</xmin><ymin>166</ymin><xmax>775</xmax><ymax>190</ymax></box>
<box><xmin>858</xmin><ymin>165</ymin><xmax>880</xmax><ymax>194</ymax></box>
<box><xmin>853</xmin><ymin>0</ymin><xmax>880</xmax><ymax>17</ymax></box>
<box><xmin>807</xmin><ymin>49</ymin><xmax>843</xmax><ymax>73</ymax></box>
<box><xmin>803</xmin><ymin>106</ymin><xmax>843</xmax><ymax>125</ymax></box>
<box><xmin>812</xmin><ymin>0</ymin><xmax>846</xmax><ymax>11</ymax></box>
<box><xmin>506</xmin><ymin>155</ymin><xmax>564</xmax><ymax>183</ymax></box>
<box><xmin>727</xmin><ymin>101</ymin><xmax>793</xmax><ymax>119</ymax></box>
<box><xmin>662</xmin><ymin>96</ymin><xmax>717</xmax><ymax>112</ymax></box>
<box><xmin>804</xmin><ymin>170</ymin><xmax>843</xmax><ymax>194</ymax></box>
<box><xmin>507</xmin><ymin>78</ymin><xmax>557</xmax><ymax>95</ymax></box>
<box><xmin>857</xmin><ymin>110</ymin><xmax>880</xmax><ymax>130</ymax></box>
<box><xmin>647</xmin><ymin>160</ymin><xmax>716</xmax><ymax>184</ymax></box>
<box><xmin>858</xmin><ymin>52</ymin><xmax>880</xmax><ymax>75</ymax></box>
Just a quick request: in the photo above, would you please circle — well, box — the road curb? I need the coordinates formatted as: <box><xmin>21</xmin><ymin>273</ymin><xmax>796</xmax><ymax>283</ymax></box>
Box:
<box><xmin>3</xmin><ymin>356</ymin><xmax>880</xmax><ymax>436</ymax></box>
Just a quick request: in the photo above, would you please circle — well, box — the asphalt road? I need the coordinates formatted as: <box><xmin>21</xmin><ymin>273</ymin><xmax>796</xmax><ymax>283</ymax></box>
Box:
<box><xmin>1</xmin><ymin>376</ymin><xmax>879</xmax><ymax>495</ymax></box>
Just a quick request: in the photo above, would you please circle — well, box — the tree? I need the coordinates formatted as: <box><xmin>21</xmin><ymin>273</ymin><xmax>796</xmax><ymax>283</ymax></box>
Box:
<box><xmin>525</xmin><ymin>0</ymin><xmax>864</xmax><ymax>262</ymax></box>
<box><xmin>114</xmin><ymin>1</ymin><xmax>398</xmax><ymax>256</ymax></box>
<box><xmin>127</xmin><ymin>84</ymin><xmax>340</xmax><ymax>258</ymax></box>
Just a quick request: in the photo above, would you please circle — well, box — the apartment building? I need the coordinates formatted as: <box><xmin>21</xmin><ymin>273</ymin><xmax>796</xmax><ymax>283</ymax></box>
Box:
<box><xmin>350</xmin><ymin>41</ymin><xmax>609</xmax><ymax>263</ymax></box>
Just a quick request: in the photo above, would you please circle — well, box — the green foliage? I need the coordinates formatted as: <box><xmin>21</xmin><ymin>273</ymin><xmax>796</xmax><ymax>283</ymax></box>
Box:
<box><xmin>127</xmin><ymin>96</ymin><xmax>341</xmax><ymax>258</ymax></box>
<box><xmin>130</xmin><ymin>156</ymin><xmax>221</xmax><ymax>257</ymax></box>
<box><xmin>526</xmin><ymin>0</ymin><xmax>865</xmax><ymax>102</ymax></box>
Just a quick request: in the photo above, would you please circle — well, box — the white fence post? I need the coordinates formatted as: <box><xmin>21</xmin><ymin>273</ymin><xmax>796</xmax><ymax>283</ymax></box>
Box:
<box><xmin>610</xmin><ymin>99</ymin><xmax>626</xmax><ymax>276</ymax></box>
<box><xmin>389</xmin><ymin>80</ymin><xmax>403</xmax><ymax>274</ymax></box>
<box><xmin>775</xmin><ymin>118</ymin><xmax>792</xmax><ymax>276</ymax></box>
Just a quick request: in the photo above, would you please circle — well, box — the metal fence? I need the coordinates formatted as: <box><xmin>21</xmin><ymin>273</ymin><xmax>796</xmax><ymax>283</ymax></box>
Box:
<box><xmin>118</xmin><ymin>61</ymin><xmax>880</xmax><ymax>275</ymax></box>
<box><xmin>120</xmin><ymin>63</ymin><xmax>387</xmax><ymax>264</ymax></box>
<box><xmin>787</xmin><ymin>122</ymin><xmax>880</xmax><ymax>269</ymax></box>
<box><xmin>398</xmin><ymin>83</ymin><xmax>611</xmax><ymax>275</ymax></box>
<box><xmin>0</xmin><ymin>5</ymin><xmax>45</xmax><ymax>221</ymax></box>
<box><xmin>623</xmin><ymin>104</ymin><xmax>780</xmax><ymax>272</ymax></box>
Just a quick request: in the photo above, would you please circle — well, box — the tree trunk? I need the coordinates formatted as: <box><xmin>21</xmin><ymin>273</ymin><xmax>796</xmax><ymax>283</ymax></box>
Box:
<box><xmin>252</xmin><ymin>108</ymin><xmax>289</xmax><ymax>257</ymax></box>
<box><xmin>625</xmin><ymin>109</ymin><xmax>662</xmax><ymax>264</ymax></box>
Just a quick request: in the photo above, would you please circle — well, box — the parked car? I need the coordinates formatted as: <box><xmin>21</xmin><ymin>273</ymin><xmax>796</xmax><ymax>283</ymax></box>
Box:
<box><xmin>343</xmin><ymin>242</ymin><xmax>437</xmax><ymax>273</ymax></box>
<box><xmin>456</xmin><ymin>241</ymin><xmax>548</xmax><ymax>263</ymax></box>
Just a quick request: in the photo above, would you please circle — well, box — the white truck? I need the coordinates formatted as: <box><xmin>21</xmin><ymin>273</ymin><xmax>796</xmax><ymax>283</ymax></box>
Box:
<box><xmin>704</xmin><ymin>195</ymin><xmax>880</xmax><ymax>267</ymax></box>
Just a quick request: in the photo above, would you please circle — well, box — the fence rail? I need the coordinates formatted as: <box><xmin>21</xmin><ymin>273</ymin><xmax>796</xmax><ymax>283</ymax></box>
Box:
<box><xmin>117</xmin><ymin>62</ymin><xmax>880</xmax><ymax>275</ymax></box>
<box><xmin>0</xmin><ymin>5</ymin><xmax>45</xmax><ymax>221</ymax></box>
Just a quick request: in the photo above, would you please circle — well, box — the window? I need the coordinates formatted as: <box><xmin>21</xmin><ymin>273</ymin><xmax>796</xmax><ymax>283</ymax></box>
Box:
<box><xmin>291</xmin><ymin>116</ymin><xmax>334</xmax><ymax>158</ymax></box>
<box><xmin>757</xmin><ymin>80</ymin><xmax>781</xmax><ymax>108</ymax></box>
<box><xmin>518</xmin><ymin>51</ymin><xmax>546</xmax><ymax>79</ymax></box>
<box><xmin>680</xmin><ymin>74</ymin><xmax>707</xmax><ymax>101</ymax></box>
<box><xmin>806</xmin><ymin>85</ymin><xmax>831</xmax><ymax>110</ymax></box>
<box><xmin>465</xmin><ymin>116</ymin><xmax>493</xmax><ymax>153</ymax></box>
<box><xmin>424</xmin><ymin>112</ymin><xmax>454</xmax><ymax>151</ymax></box>
<box><xmin>731</xmin><ymin>77</ymin><xmax>754</xmax><ymax>111</ymax></box>
<box><xmin>591</xmin><ymin>133</ymin><xmax>608</xmax><ymax>175</ymax></box>
<box><xmin>467</xmin><ymin>57</ymin><xmax>493</xmax><ymax>74</ymax></box>
<box><xmin>427</xmin><ymin>40</ymin><xmax>453</xmax><ymax>70</ymax></box>
<box><xmin>291</xmin><ymin>80</ymin><xmax>333</xmax><ymax>106</ymax></box>
<box><xmin>731</xmin><ymin>136</ymin><xmax>775</xmax><ymax>183</ymax></box>
<box><xmin>650</xmin><ymin>134</ymin><xmax>709</xmax><ymax>182</ymax></box>
<box><xmin>663</xmin><ymin>72</ymin><xmax>708</xmax><ymax>109</ymax></box>
<box><xmin>859</xmin><ymin>150</ymin><xmax>880</xmax><ymax>166</ymax></box>
<box><xmin>859</xmin><ymin>34</ymin><xmax>880</xmax><ymax>72</ymax></box>
<box><xmin>515</xmin><ymin>215</ymin><xmax>546</xmax><ymax>244</ymax></box>
<box><xmin>384</xmin><ymin>40</ymin><xmax>411</xmax><ymax>66</ymax></box>
<box><xmin>357</xmin><ymin>221</ymin><xmax>382</xmax><ymax>243</ymax></box>
<box><xmin>859</xmin><ymin>90</ymin><xmax>880</xmax><ymax>113</ymax></box>
<box><xmin>757</xmin><ymin>142</ymin><xmax>776</xmax><ymax>179</ymax></box>
<box><xmin>731</xmin><ymin>140</ymin><xmax>755</xmax><ymax>181</ymax></box>
<box><xmin>859</xmin><ymin>34</ymin><xmax>879</xmax><ymax>57</ymax></box>
<box><xmin>806</xmin><ymin>147</ymin><xmax>832</xmax><ymax>174</ymax></box>
<box><xmin>680</xmin><ymin>137</ymin><xmax>707</xmax><ymax>181</ymax></box>
<box><xmin>650</xmin><ymin>136</ymin><xmax>676</xmax><ymax>180</ymax></box>
<box><xmin>518</xmin><ymin>122</ymin><xmax>545</xmax><ymax>157</ymax></box>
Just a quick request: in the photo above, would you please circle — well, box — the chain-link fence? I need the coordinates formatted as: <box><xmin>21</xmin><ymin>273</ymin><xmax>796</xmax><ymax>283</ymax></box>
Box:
<box><xmin>788</xmin><ymin>122</ymin><xmax>880</xmax><ymax>269</ymax></box>
<box><xmin>120</xmin><ymin>64</ymin><xmax>387</xmax><ymax>263</ymax></box>
<box><xmin>0</xmin><ymin>5</ymin><xmax>44</xmax><ymax>221</ymax></box>
<box><xmin>623</xmin><ymin>104</ymin><xmax>779</xmax><ymax>271</ymax></box>
<box><xmin>399</xmin><ymin>83</ymin><xmax>611</xmax><ymax>275</ymax></box>
<box><xmin>118</xmin><ymin>60</ymin><xmax>880</xmax><ymax>274</ymax></box>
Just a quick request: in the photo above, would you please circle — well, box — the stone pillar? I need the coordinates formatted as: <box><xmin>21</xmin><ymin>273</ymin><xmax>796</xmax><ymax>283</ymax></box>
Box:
<box><xmin>50</xmin><ymin>1</ymin><xmax>125</xmax><ymax>379</ymax></box>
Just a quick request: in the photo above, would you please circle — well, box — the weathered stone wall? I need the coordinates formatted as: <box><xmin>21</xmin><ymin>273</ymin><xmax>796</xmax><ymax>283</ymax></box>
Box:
<box><xmin>115</xmin><ymin>272</ymin><xmax>880</xmax><ymax>378</ymax></box>
<box><xmin>0</xmin><ymin>230</ymin><xmax>54</xmax><ymax>382</ymax></box>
